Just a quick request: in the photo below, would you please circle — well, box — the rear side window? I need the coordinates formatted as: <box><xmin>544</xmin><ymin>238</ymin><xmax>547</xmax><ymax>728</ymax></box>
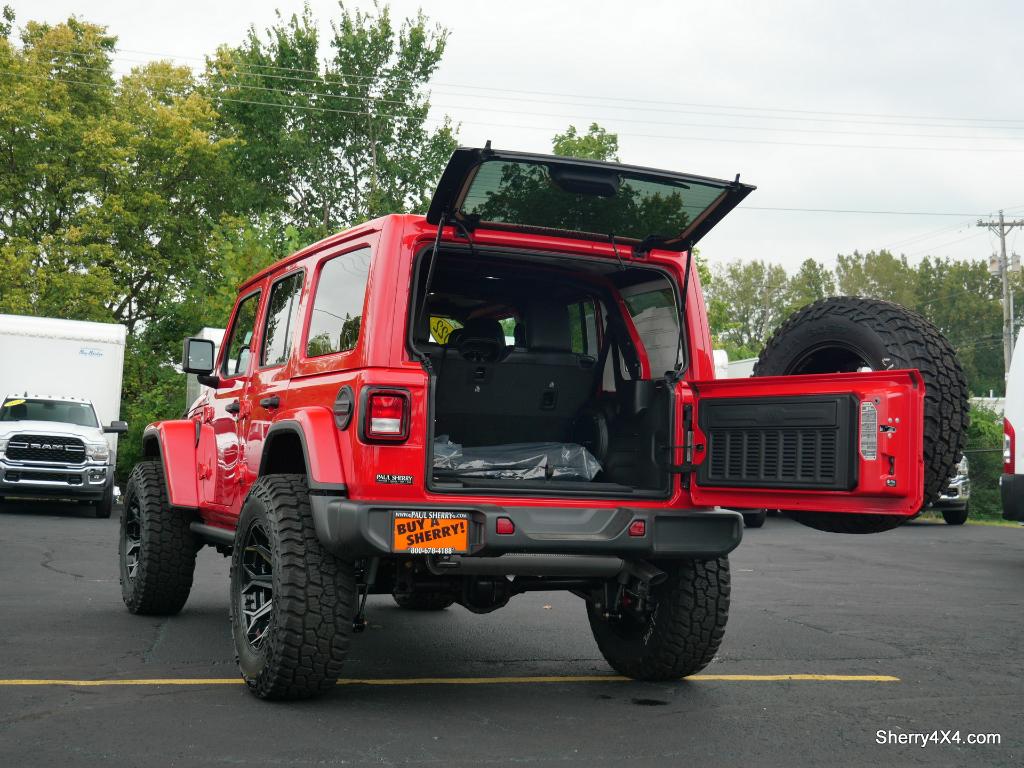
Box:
<box><xmin>621</xmin><ymin>283</ymin><xmax>681</xmax><ymax>377</ymax></box>
<box><xmin>222</xmin><ymin>291</ymin><xmax>262</xmax><ymax>376</ymax></box>
<box><xmin>306</xmin><ymin>247</ymin><xmax>371</xmax><ymax>357</ymax></box>
<box><xmin>568</xmin><ymin>299</ymin><xmax>598</xmax><ymax>356</ymax></box>
<box><xmin>261</xmin><ymin>271</ymin><xmax>303</xmax><ymax>367</ymax></box>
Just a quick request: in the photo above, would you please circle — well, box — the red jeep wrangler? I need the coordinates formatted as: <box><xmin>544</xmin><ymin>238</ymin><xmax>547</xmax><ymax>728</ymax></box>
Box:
<box><xmin>119</xmin><ymin>147</ymin><xmax>966</xmax><ymax>699</ymax></box>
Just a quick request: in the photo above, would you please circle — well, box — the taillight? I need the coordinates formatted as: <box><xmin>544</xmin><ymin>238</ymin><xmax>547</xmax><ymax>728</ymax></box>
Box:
<box><xmin>1005</xmin><ymin>418</ymin><xmax>1016</xmax><ymax>474</ymax></box>
<box><xmin>364</xmin><ymin>389</ymin><xmax>409</xmax><ymax>442</ymax></box>
<box><xmin>495</xmin><ymin>517</ymin><xmax>515</xmax><ymax>535</ymax></box>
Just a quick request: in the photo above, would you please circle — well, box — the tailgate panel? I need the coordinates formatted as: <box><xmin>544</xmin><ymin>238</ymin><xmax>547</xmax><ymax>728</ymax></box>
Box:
<box><xmin>698</xmin><ymin>394</ymin><xmax>858</xmax><ymax>491</ymax></box>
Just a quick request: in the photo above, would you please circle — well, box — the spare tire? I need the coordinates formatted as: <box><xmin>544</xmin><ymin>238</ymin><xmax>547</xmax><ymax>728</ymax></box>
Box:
<box><xmin>754</xmin><ymin>297</ymin><xmax>968</xmax><ymax>534</ymax></box>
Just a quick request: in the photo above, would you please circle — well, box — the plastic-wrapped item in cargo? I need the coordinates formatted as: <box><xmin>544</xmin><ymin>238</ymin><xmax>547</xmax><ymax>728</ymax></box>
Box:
<box><xmin>433</xmin><ymin>436</ymin><xmax>602</xmax><ymax>481</ymax></box>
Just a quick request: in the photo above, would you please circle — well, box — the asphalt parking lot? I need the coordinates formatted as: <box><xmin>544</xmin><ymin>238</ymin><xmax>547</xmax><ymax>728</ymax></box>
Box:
<box><xmin>1</xmin><ymin>501</ymin><xmax>1021</xmax><ymax>768</ymax></box>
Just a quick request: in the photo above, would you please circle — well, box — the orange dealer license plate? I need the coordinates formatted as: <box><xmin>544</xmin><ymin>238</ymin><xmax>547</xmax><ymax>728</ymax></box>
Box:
<box><xmin>392</xmin><ymin>511</ymin><xmax>471</xmax><ymax>554</ymax></box>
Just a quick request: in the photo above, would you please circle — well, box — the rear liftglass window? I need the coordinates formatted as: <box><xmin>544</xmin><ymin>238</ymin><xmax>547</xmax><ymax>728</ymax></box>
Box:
<box><xmin>459</xmin><ymin>160</ymin><xmax>724</xmax><ymax>242</ymax></box>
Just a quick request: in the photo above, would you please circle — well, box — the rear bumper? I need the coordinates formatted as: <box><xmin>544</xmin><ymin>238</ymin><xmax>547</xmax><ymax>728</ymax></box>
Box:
<box><xmin>1002</xmin><ymin>474</ymin><xmax>1024</xmax><ymax>521</ymax></box>
<box><xmin>0</xmin><ymin>459</ymin><xmax>110</xmax><ymax>500</ymax></box>
<box><xmin>309</xmin><ymin>497</ymin><xmax>743</xmax><ymax>560</ymax></box>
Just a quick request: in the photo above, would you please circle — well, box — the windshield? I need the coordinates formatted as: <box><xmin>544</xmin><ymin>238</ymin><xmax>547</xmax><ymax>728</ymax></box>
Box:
<box><xmin>0</xmin><ymin>398</ymin><xmax>99</xmax><ymax>428</ymax></box>
<box><xmin>458</xmin><ymin>159</ymin><xmax>727</xmax><ymax>243</ymax></box>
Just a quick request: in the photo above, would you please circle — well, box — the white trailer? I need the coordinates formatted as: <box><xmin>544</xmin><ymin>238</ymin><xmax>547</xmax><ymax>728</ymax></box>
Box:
<box><xmin>712</xmin><ymin>350</ymin><xmax>758</xmax><ymax>379</ymax></box>
<box><xmin>0</xmin><ymin>314</ymin><xmax>127</xmax><ymax>460</ymax></box>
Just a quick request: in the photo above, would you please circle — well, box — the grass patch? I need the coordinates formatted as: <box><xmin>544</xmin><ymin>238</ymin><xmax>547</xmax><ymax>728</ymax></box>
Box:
<box><xmin>916</xmin><ymin>511</ymin><xmax>1020</xmax><ymax>528</ymax></box>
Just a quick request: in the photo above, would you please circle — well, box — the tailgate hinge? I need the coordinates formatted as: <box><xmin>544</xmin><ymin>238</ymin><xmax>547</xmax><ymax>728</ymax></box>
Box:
<box><xmin>667</xmin><ymin>405</ymin><xmax>702</xmax><ymax>484</ymax></box>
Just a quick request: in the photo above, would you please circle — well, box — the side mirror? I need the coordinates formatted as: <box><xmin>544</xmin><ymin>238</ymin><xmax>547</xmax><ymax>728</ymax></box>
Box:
<box><xmin>104</xmin><ymin>420</ymin><xmax>129</xmax><ymax>434</ymax></box>
<box><xmin>182</xmin><ymin>337</ymin><xmax>216</xmax><ymax>375</ymax></box>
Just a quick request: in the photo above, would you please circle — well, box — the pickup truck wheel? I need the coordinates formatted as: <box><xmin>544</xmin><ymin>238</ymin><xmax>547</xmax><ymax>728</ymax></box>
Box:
<box><xmin>742</xmin><ymin>510</ymin><xmax>767</xmax><ymax>528</ymax></box>
<box><xmin>230</xmin><ymin>474</ymin><xmax>356</xmax><ymax>700</ymax></box>
<box><xmin>941</xmin><ymin>504</ymin><xmax>969</xmax><ymax>526</ymax></box>
<box><xmin>119</xmin><ymin>461</ymin><xmax>197</xmax><ymax>615</ymax></box>
<box><xmin>95</xmin><ymin>482</ymin><xmax>114</xmax><ymax>519</ymax></box>
<box><xmin>755</xmin><ymin>297</ymin><xmax>968</xmax><ymax>534</ymax></box>
<box><xmin>587</xmin><ymin>558</ymin><xmax>730</xmax><ymax>681</ymax></box>
<box><xmin>392</xmin><ymin>592</ymin><xmax>455</xmax><ymax>610</ymax></box>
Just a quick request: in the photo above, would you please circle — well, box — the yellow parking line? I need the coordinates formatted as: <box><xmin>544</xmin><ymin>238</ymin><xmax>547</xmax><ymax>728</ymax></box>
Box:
<box><xmin>0</xmin><ymin>678</ymin><xmax>245</xmax><ymax>686</ymax></box>
<box><xmin>0</xmin><ymin>673</ymin><xmax>898</xmax><ymax>687</ymax></box>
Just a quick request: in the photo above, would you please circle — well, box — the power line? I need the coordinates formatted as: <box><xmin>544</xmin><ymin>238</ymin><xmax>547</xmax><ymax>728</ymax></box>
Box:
<box><xmin>198</xmin><ymin>75</ymin><xmax>1024</xmax><ymax>143</ymax></box>
<box><xmin>880</xmin><ymin>220</ymin><xmax>974</xmax><ymax>251</ymax></box>
<box><xmin>903</xmin><ymin>232</ymin><xmax>988</xmax><ymax>258</ymax></box>
<box><xmin>23</xmin><ymin>45</ymin><xmax>1024</xmax><ymax>133</ymax></box>
<box><xmin>740</xmin><ymin>207</ymin><xmax>987</xmax><ymax>217</ymax></box>
<box><xmin>8</xmin><ymin>69</ymin><xmax>1024</xmax><ymax>155</ymax></box>
<box><xmin>105</xmin><ymin>45</ymin><xmax>1024</xmax><ymax>127</ymax></box>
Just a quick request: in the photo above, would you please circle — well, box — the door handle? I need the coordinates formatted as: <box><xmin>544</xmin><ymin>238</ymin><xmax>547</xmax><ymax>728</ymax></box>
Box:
<box><xmin>225</xmin><ymin>400</ymin><xmax>240</xmax><ymax>415</ymax></box>
<box><xmin>260</xmin><ymin>396</ymin><xmax>280</xmax><ymax>409</ymax></box>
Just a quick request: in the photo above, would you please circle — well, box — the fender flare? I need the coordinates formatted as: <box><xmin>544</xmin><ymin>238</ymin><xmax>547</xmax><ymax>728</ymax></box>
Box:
<box><xmin>261</xmin><ymin>408</ymin><xmax>347</xmax><ymax>492</ymax></box>
<box><xmin>142</xmin><ymin>421</ymin><xmax>199</xmax><ymax>508</ymax></box>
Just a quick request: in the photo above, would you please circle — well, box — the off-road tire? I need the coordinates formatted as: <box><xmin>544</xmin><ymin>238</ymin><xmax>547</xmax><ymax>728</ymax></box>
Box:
<box><xmin>755</xmin><ymin>297</ymin><xmax>968</xmax><ymax>534</ymax></box>
<box><xmin>941</xmin><ymin>505</ymin><xmax>969</xmax><ymax>526</ymax></box>
<box><xmin>119</xmin><ymin>461</ymin><xmax>197</xmax><ymax>615</ymax></box>
<box><xmin>587</xmin><ymin>558</ymin><xmax>730</xmax><ymax>681</ymax></box>
<box><xmin>742</xmin><ymin>510</ymin><xmax>767</xmax><ymax>528</ymax></box>
<box><xmin>230</xmin><ymin>474</ymin><xmax>357</xmax><ymax>700</ymax></box>
<box><xmin>392</xmin><ymin>592</ymin><xmax>455</xmax><ymax>611</ymax></box>
<box><xmin>95</xmin><ymin>481</ymin><xmax>114</xmax><ymax>519</ymax></box>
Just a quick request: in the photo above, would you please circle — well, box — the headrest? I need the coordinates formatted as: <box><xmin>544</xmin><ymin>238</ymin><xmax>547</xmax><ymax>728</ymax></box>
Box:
<box><xmin>526</xmin><ymin>302</ymin><xmax>571</xmax><ymax>351</ymax></box>
<box><xmin>459</xmin><ymin>317</ymin><xmax>505</xmax><ymax>348</ymax></box>
<box><xmin>513</xmin><ymin>322</ymin><xmax>526</xmax><ymax>348</ymax></box>
<box><xmin>457</xmin><ymin>317</ymin><xmax>508</xmax><ymax>363</ymax></box>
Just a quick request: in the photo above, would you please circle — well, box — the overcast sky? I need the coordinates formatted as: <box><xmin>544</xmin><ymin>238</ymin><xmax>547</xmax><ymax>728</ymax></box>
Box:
<box><xmin>16</xmin><ymin>1</ymin><xmax>1024</xmax><ymax>271</ymax></box>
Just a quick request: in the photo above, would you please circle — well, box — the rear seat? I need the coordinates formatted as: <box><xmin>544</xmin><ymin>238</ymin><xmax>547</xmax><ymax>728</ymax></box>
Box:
<box><xmin>432</xmin><ymin>302</ymin><xmax>596</xmax><ymax>446</ymax></box>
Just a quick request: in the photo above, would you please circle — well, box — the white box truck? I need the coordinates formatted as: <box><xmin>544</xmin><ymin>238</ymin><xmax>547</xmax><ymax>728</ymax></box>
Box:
<box><xmin>0</xmin><ymin>314</ymin><xmax>128</xmax><ymax>517</ymax></box>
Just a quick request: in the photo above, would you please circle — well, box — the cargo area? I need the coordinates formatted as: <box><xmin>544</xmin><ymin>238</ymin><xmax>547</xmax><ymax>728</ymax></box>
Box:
<box><xmin>410</xmin><ymin>248</ymin><xmax>683</xmax><ymax>497</ymax></box>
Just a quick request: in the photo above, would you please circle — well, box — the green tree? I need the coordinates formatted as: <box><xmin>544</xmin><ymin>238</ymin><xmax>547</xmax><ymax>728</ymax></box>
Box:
<box><xmin>0</xmin><ymin>5</ymin><xmax>14</xmax><ymax>38</ymax></box>
<box><xmin>705</xmin><ymin>259</ymin><xmax>789</xmax><ymax>359</ymax></box>
<box><xmin>0</xmin><ymin>15</ymin><xmax>242</xmax><ymax>476</ymax></box>
<box><xmin>207</xmin><ymin>3</ymin><xmax>457</xmax><ymax>240</ymax></box>
<box><xmin>0</xmin><ymin>18</ymin><xmax>236</xmax><ymax>333</ymax></box>
<box><xmin>552</xmin><ymin>122</ymin><xmax>619</xmax><ymax>161</ymax></box>
<box><xmin>783</xmin><ymin>258</ymin><xmax>836</xmax><ymax>314</ymax></box>
<box><xmin>914</xmin><ymin>256</ymin><xmax>1003</xmax><ymax>396</ymax></box>
<box><xmin>835</xmin><ymin>250</ymin><xmax>917</xmax><ymax>307</ymax></box>
<box><xmin>963</xmin><ymin>405</ymin><xmax>1004</xmax><ymax>517</ymax></box>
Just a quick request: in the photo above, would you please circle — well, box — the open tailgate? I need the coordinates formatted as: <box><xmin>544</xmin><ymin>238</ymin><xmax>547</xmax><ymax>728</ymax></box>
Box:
<box><xmin>686</xmin><ymin>371</ymin><xmax>925</xmax><ymax>517</ymax></box>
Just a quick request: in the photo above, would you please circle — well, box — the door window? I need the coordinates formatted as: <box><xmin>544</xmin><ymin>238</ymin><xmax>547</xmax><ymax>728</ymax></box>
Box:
<box><xmin>222</xmin><ymin>291</ymin><xmax>262</xmax><ymax>377</ymax></box>
<box><xmin>261</xmin><ymin>272</ymin><xmax>303</xmax><ymax>367</ymax></box>
<box><xmin>306</xmin><ymin>247</ymin><xmax>371</xmax><ymax>357</ymax></box>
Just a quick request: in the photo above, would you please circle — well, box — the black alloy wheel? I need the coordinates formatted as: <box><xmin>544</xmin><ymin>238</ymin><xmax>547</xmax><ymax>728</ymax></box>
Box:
<box><xmin>122</xmin><ymin>497</ymin><xmax>142</xmax><ymax>581</ymax></box>
<box><xmin>239</xmin><ymin>521</ymin><xmax>274</xmax><ymax>651</ymax></box>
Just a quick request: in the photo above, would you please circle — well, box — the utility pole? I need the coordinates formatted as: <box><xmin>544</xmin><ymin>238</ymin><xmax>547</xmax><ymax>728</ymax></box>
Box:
<box><xmin>977</xmin><ymin>210</ymin><xmax>1024</xmax><ymax>379</ymax></box>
